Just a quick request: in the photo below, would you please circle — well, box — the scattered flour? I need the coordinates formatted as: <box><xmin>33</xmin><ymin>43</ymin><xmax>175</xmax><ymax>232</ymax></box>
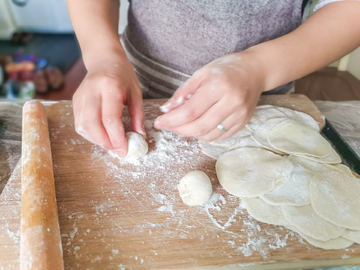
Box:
<box><xmin>204</xmin><ymin>193</ymin><xmax>235</xmax><ymax>231</ymax></box>
<box><xmin>235</xmin><ymin>219</ymin><xmax>294</xmax><ymax>258</ymax></box>
<box><xmin>70</xmin><ymin>138</ymin><xmax>85</xmax><ymax>145</ymax></box>
<box><xmin>157</xmin><ymin>204</ymin><xmax>175</xmax><ymax>216</ymax></box>
<box><xmin>112</xmin><ymin>249</ymin><xmax>119</xmax><ymax>255</ymax></box>
<box><xmin>0</xmin><ymin>102</ymin><xmax>341</xmax><ymax>269</ymax></box>
<box><xmin>69</xmin><ymin>227</ymin><xmax>78</xmax><ymax>239</ymax></box>
<box><xmin>91</xmin><ymin>256</ymin><xmax>101</xmax><ymax>263</ymax></box>
<box><xmin>86</xmin><ymin>103</ymin><xmax>312</xmax><ymax>264</ymax></box>
<box><xmin>6</xmin><ymin>227</ymin><xmax>20</xmax><ymax>243</ymax></box>
<box><xmin>268</xmin><ymin>233</ymin><xmax>289</xmax><ymax>249</ymax></box>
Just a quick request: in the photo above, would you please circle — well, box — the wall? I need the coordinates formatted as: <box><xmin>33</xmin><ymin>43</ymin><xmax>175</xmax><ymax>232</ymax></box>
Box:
<box><xmin>119</xmin><ymin>0</ymin><xmax>129</xmax><ymax>34</ymax></box>
<box><xmin>347</xmin><ymin>47</ymin><xmax>360</xmax><ymax>80</ymax></box>
<box><xmin>0</xmin><ymin>0</ymin><xmax>16</xmax><ymax>39</ymax></box>
<box><xmin>8</xmin><ymin>0</ymin><xmax>73</xmax><ymax>32</ymax></box>
<box><xmin>2</xmin><ymin>0</ymin><xmax>360</xmax><ymax>80</ymax></box>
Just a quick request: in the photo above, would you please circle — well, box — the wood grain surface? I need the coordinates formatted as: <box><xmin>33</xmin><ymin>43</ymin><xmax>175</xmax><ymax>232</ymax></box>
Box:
<box><xmin>21</xmin><ymin>101</ymin><xmax>64</xmax><ymax>270</ymax></box>
<box><xmin>0</xmin><ymin>94</ymin><xmax>359</xmax><ymax>270</ymax></box>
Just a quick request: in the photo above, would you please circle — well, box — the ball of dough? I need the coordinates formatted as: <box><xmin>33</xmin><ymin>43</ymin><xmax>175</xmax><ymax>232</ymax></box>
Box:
<box><xmin>178</xmin><ymin>171</ymin><xmax>213</xmax><ymax>206</ymax></box>
<box><xmin>125</xmin><ymin>132</ymin><xmax>148</xmax><ymax>161</ymax></box>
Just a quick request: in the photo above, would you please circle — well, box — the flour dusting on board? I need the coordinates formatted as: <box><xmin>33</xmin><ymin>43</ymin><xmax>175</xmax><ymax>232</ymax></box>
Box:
<box><xmin>6</xmin><ymin>226</ymin><xmax>20</xmax><ymax>243</ymax></box>
<box><xmin>0</xmin><ymin>101</ymin><xmax>357</xmax><ymax>269</ymax></box>
<box><xmin>80</xmin><ymin>102</ymin><xmax>306</xmax><ymax>266</ymax></box>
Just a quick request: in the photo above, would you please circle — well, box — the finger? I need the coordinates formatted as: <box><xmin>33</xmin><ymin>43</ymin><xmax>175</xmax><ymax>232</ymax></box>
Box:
<box><xmin>197</xmin><ymin>108</ymin><xmax>249</xmax><ymax>142</ymax></box>
<box><xmin>74</xmin><ymin>97</ymin><xmax>113</xmax><ymax>149</ymax></box>
<box><xmin>199</xmin><ymin>122</ymin><xmax>242</xmax><ymax>142</ymax></box>
<box><xmin>155</xmin><ymin>84</ymin><xmax>218</xmax><ymax>129</ymax></box>
<box><xmin>215</xmin><ymin>123</ymin><xmax>246</xmax><ymax>141</ymax></box>
<box><xmin>127</xmin><ymin>86</ymin><xmax>146</xmax><ymax>138</ymax></box>
<box><xmin>200</xmin><ymin>111</ymin><xmax>251</xmax><ymax>142</ymax></box>
<box><xmin>167</xmin><ymin>98</ymin><xmax>235</xmax><ymax>138</ymax></box>
<box><xmin>197</xmin><ymin>126</ymin><xmax>223</xmax><ymax>142</ymax></box>
<box><xmin>101</xmin><ymin>93</ymin><xmax>128</xmax><ymax>157</ymax></box>
<box><xmin>159</xmin><ymin>69</ymin><xmax>207</xmax><ymax>113</ymax></box>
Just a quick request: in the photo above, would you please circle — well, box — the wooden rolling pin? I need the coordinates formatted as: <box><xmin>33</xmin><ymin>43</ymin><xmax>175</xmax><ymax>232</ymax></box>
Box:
<box><xmin>21</xmin><ymin>101</ymin><xmax>64</xmax><ymax>270</ymax></box>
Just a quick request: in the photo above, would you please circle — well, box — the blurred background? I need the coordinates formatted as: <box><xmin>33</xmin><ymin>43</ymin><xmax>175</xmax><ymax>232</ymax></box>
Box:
<box><xmin>0</xmin><ymin>0</ymin><xmax>359</xmax><ymax>101</ymax></box>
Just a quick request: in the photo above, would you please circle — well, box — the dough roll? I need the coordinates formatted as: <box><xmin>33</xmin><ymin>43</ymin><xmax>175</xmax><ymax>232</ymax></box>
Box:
<box><xmin>21</xmin><ymin>101</ymin><xmax>63</xmax><ymax>270</ymax></box>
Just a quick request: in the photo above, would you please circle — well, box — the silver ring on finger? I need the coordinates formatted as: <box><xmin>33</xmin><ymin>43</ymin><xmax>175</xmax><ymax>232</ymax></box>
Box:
<box><xmin>217</xmin><ymin>123</ymin><xmax>227</xmax><ymax>134</ymax></box>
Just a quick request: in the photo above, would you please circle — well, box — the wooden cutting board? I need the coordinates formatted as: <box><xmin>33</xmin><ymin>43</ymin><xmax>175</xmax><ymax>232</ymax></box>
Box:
<box><xmin>1</xmin><ymin>94</ymin><xmax>360</xmax><ymax>270</ymax></box>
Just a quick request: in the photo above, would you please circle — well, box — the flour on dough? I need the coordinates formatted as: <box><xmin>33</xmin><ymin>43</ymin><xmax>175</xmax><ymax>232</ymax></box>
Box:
<box><xmin>241</xmin><ymin>197</ymin><xmax>288</xmax><ymax>226</ymax></box>
<box><xmin>287</xmin><ymin>155</ymin><xmax>334</xmax><ymax>174</ymax></box>
<box><xmin>261</xmin><ymin>158</ymin><xmax>313</xmax><ymax>206</ymax></box>
<box><xmin>342</xmin><ymin>229</ymin><xmax>360</xmax><ymax>244</ymax></box>
<box><xmin>199</xmin><ymin>136</ymin><xmax>260</xmax><ymax>160</ymax></box>
<box><xmin>282</xmin><ymin>204</ymin><xmax>345</xmax><ymax>241</ymax></box>
<box><xmin>310</xmin><ymin>170</ymin><xmax>360</xmax><ymax>230</ymax></box>
<box><xmin>209</xmin><ymin>127</ymin><xmax>251</xmax><ymax>148</ymax></box>
<box><xmin>260</xmin><ymin>155</ymin><xmax>335</xmax><ymax>206</ymax></box>
<box><xmin>207</xmin><ymin>104</ymin><xmax>358</xmax><ymax>251</ymax></box>
<box><xmin>198</xmin><ymin>140</ymin><xmax>228</xmax><ymax>160</ymax></box>
<box><xmin>268</xmin><ymin>119</ymin><xmax>331</xmax><ymax>158</ymax></box>
<box><xmin>296</xmin><ymin>147</ymin><xmax>341</xmax><ymax>164</ymax></box>
<box><xmin>251</xmin><ymin>118</ymin><xmax>287</xmax><ymax>155</ymax></box>
<box><xmin>247</xmin><ymin>105</ymin><xmax>318</xmax><ymax>132</ymax></box>
<box><xmin>246</xmin><ymin>105</ymin><xmax>286</xmax><ymax>131</ymax></box>
<box><xmin>276</xmin><ymin>107</ymin><xmax>319</xmax><ymax>132</ymax></box>
<box><xmin>124</xmin><ymin>132</ymin><xmax>148</xmax><ymax>161</ymax></box>
<box><xmin>177</xmin><ymin>171</ymin><xmax>213</xmax><ymax>206</ymax></box>
<box><xmin>228</xmin><ymin>135</ymin><xmax>261</xmax><ymax>150</ymax></box>
<box><xmin>216</xmin><ymin>148</ymin><xmax>293</xmax><ymax>197</ymax></box>
<box><xmin>333</xmin><ymin>164</ymin><xmax>354</xmax><ymax>176</ymax></box>
<box><xmin>287</xmin><ymin>225</ymin><xmax>353</xmax><ymax>250</ymax></box>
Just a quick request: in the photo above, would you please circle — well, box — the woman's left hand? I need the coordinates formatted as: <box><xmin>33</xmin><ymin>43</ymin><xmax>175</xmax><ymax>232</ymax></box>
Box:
<box><xmin>154</xmin><ymin>51</ymin><xmax>267</xmax><ymax>142</ymax></box>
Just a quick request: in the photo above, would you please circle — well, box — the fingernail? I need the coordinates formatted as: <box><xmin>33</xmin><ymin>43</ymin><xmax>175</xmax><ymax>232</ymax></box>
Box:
<box><xmin>117</xmin><ymin>149</ymin><xmax>126</xmax><ymax>158</ymax></box>
<box><xmin>139</xmin><ymin>124</ymin><xmax>146</xmax><ymax>135</ymax></box>
<box><xmin>138</xmin><ymin>129</ymin><xmax>146</xmax><ymax>137</ymax></box>
<box><xmin>160</xmin><ymin>98</ymin><xmax>173</xmax><ymax>113</ymax></box>
<box><xmin>160</xmin><ymin>106</ymin><xmax>170</xmax><ymax>113</ymax></box>
<box><xmin>176</xmin><ymin>95</ymin><xmax>184</xmax><ymax>106</ymax></box>
<box><xmin>135</xmin><ymin>123</ymin><xmax>146</xmax><ymax>137</ymax></box>
<box><xmin>186</xmin><ymin>94</ymin><xmax>192</xmax><ymax>100</ymax></box>
<box><xmin>154</xmin><ymin>117</ymin><xmax>161</xmax><ymax>128</ymax></box>
<box><xmin>154</xmin><ymin>116</ymin><xmax>160</xmax><ymax>126</ymax></box>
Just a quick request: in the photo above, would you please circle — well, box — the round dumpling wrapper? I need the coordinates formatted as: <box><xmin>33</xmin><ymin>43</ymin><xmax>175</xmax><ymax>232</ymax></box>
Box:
<box><xmin>282</xmin><ymin>204</ymin><xmax>345</xmax><ymax>241</ymax></box>
<box><xmin>268</xmin><ymin>119</ymin><xmax>331</xmax><ymax>158</ymax></box>
<box><xmin>242</xmin><ymin>197</ymin><xmax>288</xmax><ymax>226</ymax></box>
<box><xmin>216</xmin><ymin>147</ymin><xmax>293</xmax><ymax>197</ymax></box>
<box><xmin>310</xmin><ymin>170</ymin><xmax>360</xmax><ymax>230</ymax></box>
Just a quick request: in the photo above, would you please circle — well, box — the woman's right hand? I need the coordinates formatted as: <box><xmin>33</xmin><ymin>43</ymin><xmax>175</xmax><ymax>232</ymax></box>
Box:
<box><xmin>73</xmin><ymin>53</ymin><xmax>145</xmax><ymax>158</ymax></box>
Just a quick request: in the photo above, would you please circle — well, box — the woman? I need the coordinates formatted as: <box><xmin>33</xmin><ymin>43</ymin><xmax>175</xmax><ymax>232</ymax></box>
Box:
<box><xmin>67</xmin><ymin>0</ymin><xmax>360</xmax><ymax>158</ymax></box>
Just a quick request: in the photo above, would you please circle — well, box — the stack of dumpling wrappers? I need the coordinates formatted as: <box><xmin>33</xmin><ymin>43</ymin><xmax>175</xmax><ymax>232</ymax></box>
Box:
<box><xmin>200</xmin><ymin>105</ymin><xmax>360</xmax><ymax>250</ymax></box>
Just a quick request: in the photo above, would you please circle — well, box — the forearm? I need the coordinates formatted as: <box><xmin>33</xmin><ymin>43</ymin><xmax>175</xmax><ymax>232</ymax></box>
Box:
<box><xmin>67</xmin><ymin>0</ymin><xmax>125</xmax><ymax>70</ymax></box>
<box><xmin>245</xmin><ymin>1</ymin><xmax>360</xmax><ymax>91</ymax></box>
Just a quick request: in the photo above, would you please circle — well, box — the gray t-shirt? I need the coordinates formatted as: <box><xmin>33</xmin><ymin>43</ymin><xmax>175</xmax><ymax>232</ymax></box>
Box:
<box><xmin>120</xmin><ymin>0</ymin><xmax>336</xmax><ymax>98</ymax></box>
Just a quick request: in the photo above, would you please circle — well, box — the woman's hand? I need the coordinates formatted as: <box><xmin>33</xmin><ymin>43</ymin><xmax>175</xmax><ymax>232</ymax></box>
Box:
<box><xmin>154</xmin><ymin>51</ymin><xmax>266</xmax><ymax>142</ymax></box>
<box><xmin>73</xmin><ymin>53</ymin><xmax>145</xmax><ymax>157</ymax></box>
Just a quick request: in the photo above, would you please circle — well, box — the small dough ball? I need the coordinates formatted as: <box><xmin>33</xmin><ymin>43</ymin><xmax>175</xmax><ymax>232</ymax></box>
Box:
<box><xmin>125</xmin><ymin>132</ymin><xmax>148</xmax><ymax>161</ymax></box>
<box><xmin>178</xmin><ymin>171</ymin><xmax>213</xmax><ymax>206</ymax></box>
